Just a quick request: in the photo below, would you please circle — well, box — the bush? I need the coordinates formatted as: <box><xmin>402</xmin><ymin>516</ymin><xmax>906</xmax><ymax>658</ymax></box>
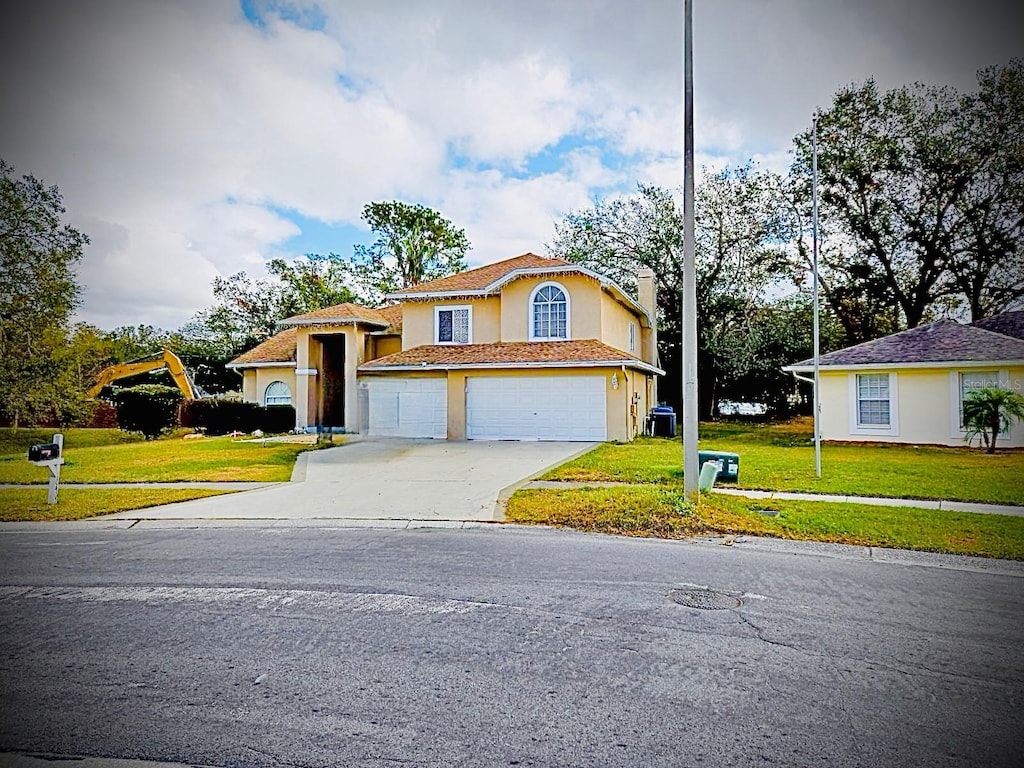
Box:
<box><xmin>112</xmin><ymin>385</ymin><xmax>183</xmax><ymax>439</ymax></box>
<box><xmin>82</xmin><ymin>400</ymin><xmax>119</xmax><ymax>429</ymax></box>
<box><xmin>179</xmin><ymin>399</ymin><xmax>296</xmax><ymax>435</ymax></box>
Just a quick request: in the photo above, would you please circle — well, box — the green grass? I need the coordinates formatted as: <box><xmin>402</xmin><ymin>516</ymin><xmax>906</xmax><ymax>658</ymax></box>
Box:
<box><xmin>0</xmin><ymin>487</ymin><xmax>231</xmax><ymax>522</ymax></box>
<box><xmin>0</xmin><ymin>427</ymin><xmax>141</xmax><ymax>455</ymax></box>
<box><xmin>506</xmin><ymin>485</ymin><xmax>1024</xmax><ymax>560</ymax></box>
<box><xmin>543</xmin><ymin>419</ymin><xmax>1024</xmax><ymax>505</ymax></box>
<box><xmin>0</xmin><ymin>430</ymin><xmax>321</xmax><ymax>484</ymax></box>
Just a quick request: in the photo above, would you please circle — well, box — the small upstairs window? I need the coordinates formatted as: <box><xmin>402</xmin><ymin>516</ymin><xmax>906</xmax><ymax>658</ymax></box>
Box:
<box><xmin>530</xmin><ymin>282</ymin><xmax>569</xmax><ymax>340</ymax></box>
<box><xmin>435</xmin><ymin>306</ymin><xmax>471</xmax><ymax>344</ymax></box>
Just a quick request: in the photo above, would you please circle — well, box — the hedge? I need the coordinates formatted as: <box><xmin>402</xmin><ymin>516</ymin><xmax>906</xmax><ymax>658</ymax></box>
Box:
<box><xmin>179</xmin><ymin>399</ymin><xmax>296</xmax><ymax>435</ymax></box>
<box><xmin>112</xmin><ymin>385</ymin><xmax>183</xmax><ymax>439</ymax></box>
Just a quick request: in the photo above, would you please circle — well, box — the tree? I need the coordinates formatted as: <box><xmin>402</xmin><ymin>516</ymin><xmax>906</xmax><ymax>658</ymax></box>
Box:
<box><xmin>962</xmin><ymin>386</ymin><xmax>1024</xmax><ymax>453</ymax></box>
<box><xmin>0</xmin><ymin>160</ymin><xmax>89</xmax><ymax>427</ymax></box>
<box><xmin>945</xmin><ymin>60</ymin><xmax>1024</xmax><ymax>320</ymax></box>
<box><xmin>548</xmin><ymin>167</ymin><xmax>795</xmax><ymax>417</ymax></box>
<box><xmin>789</xmin><ymin>60</ymin><xmax>1024</xmax><ymax>340</ymax></box>
<box><xmin>268</xmin><ymin>253</ymin><xmax>358</xmax><ymax>313</ymax></box>
<box><xmin>348</xmin><ymin>201</ymin><xmax>470</xmax><ymax>302</ymax></box>
<box><xmin>180</xmin><ymin>254</ymin><xmax>364</xmax><ymax>393</ymax></box>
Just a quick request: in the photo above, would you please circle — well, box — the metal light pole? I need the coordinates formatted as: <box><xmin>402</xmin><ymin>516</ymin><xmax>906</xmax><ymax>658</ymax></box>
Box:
<box><xmin>811</xmin><ymin>113</ymin><xmax>821</xmax><ymax>478</ymax></box>
<box><xmin>682</xmin><ymin>0</ymin><xmax>699</xmax><ymax>496</ymax></box>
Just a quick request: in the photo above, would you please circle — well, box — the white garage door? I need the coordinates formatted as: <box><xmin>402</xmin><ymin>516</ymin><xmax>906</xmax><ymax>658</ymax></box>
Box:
<box><xmin>467</xmin><ymin>376</ymin><xmax>607</xmax><ymax>441</ymax></box>
<box><xmin>366</xmin><ymin>378</ymin><xmax>447</xmax><ymax>438</ymax></box>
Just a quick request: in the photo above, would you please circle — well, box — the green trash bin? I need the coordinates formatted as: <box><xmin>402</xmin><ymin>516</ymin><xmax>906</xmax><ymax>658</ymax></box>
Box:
<box><xmin>698</xmin><ymin>450</ymin><xmax>739</xmax><ymax>483</ymax></box>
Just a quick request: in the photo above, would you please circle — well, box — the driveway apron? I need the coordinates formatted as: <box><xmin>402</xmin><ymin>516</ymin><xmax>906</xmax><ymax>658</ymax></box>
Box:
<box><xmin>99</xmin><ymin>439</ymin><xmax>590</xmax><ymax>522</ymax></box>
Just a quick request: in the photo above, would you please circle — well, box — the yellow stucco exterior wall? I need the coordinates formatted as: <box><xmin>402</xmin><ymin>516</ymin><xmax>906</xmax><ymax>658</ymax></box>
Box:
<box><xmin>240</xmin><ymin>368</ymin><xmax>298</xmax><ymax>422</ymax></box>
<box><xmin>500</xmin><ymin>274</ymin><xmax>604</xmax><ymax>342</ymax></box>
<box><xmin>819</xmin><ymin>365</ymin><xmax>1024</xmax><ymax>447</ymax></box>
<box><xmin>371</xmin><ymin>334</ymin><xmax>402</xmax><ymax>359</ymax></box>
<box><xmin>402</xmin><ymin>298</ymin><xmax>501</xmax><ymax>348</ymax></box>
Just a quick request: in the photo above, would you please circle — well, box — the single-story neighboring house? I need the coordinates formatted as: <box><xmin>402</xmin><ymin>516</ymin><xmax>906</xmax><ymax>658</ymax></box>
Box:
<box><xmin>227</xmin><ymin>253</ymin><xmax>664</xmax><ymax>442</ymax></box>
<box><xmin>783</xmin><ymin>311</ymin><xmax>1024</xmax><ymax>447</ymax></box>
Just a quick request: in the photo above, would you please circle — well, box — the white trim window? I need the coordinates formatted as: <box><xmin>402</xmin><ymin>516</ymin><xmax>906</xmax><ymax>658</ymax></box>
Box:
<box><xmin>530</xmin><ymin>282</ymin><xmax>570</xmax><ymax>340</ymax></box>
<box><xmin>950</xmin><ymin>369</ymin><xmax>1006</xmax><ymax>436</ymax></box>
<box><xmin>628</xmin><ymin>321</ymin><xmax>637</xmax><ymax>353</ymax></box>
<box><xmin>264</xmin><ymin>380</ymin><xmax>292</xmax><ymax>406</ymax></box>
<box><xmin>849</xmin><ymin>372</ymin><xmax>899</xmax><ymax>435</ymax></box>
<box><xmin>434</xmin><ymin>305</ymin><xmax>472</xmax><ymax>344</ymax></box>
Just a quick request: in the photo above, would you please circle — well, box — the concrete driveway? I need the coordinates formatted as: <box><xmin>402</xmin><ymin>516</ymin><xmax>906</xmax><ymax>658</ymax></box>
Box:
<box><xmin>102</xmin><ymin>439</ymin><xmax>592</xmax><ymax>522</ymax></box>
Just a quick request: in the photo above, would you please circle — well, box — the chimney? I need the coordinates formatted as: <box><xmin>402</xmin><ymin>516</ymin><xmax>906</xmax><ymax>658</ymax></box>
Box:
<box><xmin>636</xmin><ymin>268</ymin><xmax>659</xmax><ymax>404</ymax></box>
<box><xmin>636</xmin><ymin>268</ymin><xmax>656</xmax><ymax>321</ymax></box>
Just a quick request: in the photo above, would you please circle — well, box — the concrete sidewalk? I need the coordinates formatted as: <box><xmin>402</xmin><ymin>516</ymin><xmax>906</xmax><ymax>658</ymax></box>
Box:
<box><xmin>522</xmin><ymin>480</ymin><xmax>1024</xmax><ymax>517</ymax></box>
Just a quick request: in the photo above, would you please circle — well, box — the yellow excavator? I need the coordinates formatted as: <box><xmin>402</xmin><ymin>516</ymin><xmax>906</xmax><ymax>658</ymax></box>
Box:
<box><xmin>88</xmin><ymin>349</ymin><xmax>199</xmax><ymax>400</ymax></box>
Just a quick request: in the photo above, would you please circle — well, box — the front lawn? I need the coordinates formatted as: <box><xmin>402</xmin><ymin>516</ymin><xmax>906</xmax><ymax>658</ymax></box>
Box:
<box><xmin>0</xmin><ymin>487</ymin><xmax>231</xmax><ymax>522</ymax></box>
<box><xmin>506</xmin><ymin>486</ymin><xmax>1024</xmax><ymax>560</ymax></box>
<box><xmin>544</xmin><ymin>419</ymin><xmax>1024</xmax><ymax>506</ymax></box>
<box><xmin>0</xmin><ymin>430</ymin><xmax>322</xmax><ymax>484</ymax></box>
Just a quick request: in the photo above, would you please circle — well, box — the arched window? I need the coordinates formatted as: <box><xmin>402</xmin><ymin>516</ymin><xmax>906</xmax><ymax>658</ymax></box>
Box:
<box><xmin>264</xmin><ymin>380</ymin><xmax>292</xmax><ymax>406</ymax></box>
<box><xmin>530</xmin><ymin>282</ymin><xmax>569</xmax><ymax>340</ymax></box>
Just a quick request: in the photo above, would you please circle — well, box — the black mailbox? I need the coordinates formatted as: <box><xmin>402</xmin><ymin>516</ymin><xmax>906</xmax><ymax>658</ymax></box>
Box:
<box><xmin>28</xmin><ymin>443</ymin><xmax>61</xmax><ymax>462</ymax></box>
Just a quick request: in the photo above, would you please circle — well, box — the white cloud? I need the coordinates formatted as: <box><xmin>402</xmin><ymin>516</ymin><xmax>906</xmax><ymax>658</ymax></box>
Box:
<box><xmin>1</xmin><ymin>0</ymin><xmax>1016</xmax><ymax>330</ymax></box>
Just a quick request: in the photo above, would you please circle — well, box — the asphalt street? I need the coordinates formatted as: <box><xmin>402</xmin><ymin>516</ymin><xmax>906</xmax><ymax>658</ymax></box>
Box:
<box><xmin>0</xmin><ymin>524</ymin><xmax>1021</xmax><ymax>767</ymax></box>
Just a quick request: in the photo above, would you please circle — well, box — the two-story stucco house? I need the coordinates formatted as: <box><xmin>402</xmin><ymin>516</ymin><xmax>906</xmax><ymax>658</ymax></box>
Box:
<box><xmin>227</xmin><ymin>253</ymin><xmax>663</xmax><ymax>441</ymax></box>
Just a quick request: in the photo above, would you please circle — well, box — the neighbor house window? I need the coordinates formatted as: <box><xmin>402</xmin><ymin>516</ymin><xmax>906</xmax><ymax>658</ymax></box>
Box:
<box><xmin>530</xmin><ymin>282</ymin><xmax>569</xmax><ymax>340</ymax></box>
<box><xmin>629</xmin><ymin>322</ymin><xmax>637</xmax><ymax>353</ymax></box>
<box><xmin>264</xmin><ymin>380</ymin><xmax>292</xmax><ymax>406</ymax></box>
<box><xmin>959</xmin><ymin>371</ymin><xmax>1000</xmax><ymax>428</ymax></box>
<box><xmin>435</xmin><ymin>305</ymin><xmax>471</xmax><ymax>344</ymax></box>
<box><xmin>856</xmin><ymin>373</ymin><xmax>891</xmax><ymax>427</ymax></box>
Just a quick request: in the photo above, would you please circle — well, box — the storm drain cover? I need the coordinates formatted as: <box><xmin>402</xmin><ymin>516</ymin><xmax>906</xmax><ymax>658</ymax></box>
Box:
<box><xmin>669</xmin><ymin>588</ymin><xmax>742</xmax><ymax>610</ymax></box>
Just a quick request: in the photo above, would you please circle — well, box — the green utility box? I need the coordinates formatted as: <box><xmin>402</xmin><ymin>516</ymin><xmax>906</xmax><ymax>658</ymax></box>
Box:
<box><xmin>698</xmin><ymin>450</ymin><xmax>740</xmax><ymax>483</ymax></box>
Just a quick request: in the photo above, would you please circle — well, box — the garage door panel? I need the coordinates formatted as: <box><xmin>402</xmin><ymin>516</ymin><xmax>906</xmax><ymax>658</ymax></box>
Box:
<box><xmin>366</xmin><ymin>378</ymin><xmax>447</xmax><ymax>438</ymax></box>
<box><xmin>467</xmin><ymin>376</ymin><xmax>606</xmax><ymax>441</ymax></box>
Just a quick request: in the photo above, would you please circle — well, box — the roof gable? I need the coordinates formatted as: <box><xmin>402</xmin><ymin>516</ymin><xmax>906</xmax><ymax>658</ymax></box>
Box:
<box><xmin>389</xmin><ymin>252</ymin><xmax>651</xmax><ymax>326</ymax></box>
<box><xmin>278</xmin><ymin>302</ymin><xmax>392</xmax><ymax>328</ymax></box>
<box><xmin>228</xmin><ymin>328</ymin><xmax>297</xmax><ymax>367</ymax></box>
<box><xmin>788</xmin><ymin>319</ymin><xmax>1024</xmax><ymax>368</ymax></box>
<box><xmin>391</xmin><ymin>253</ymin><xmax>573</xmax><ymax>296</ymax></box>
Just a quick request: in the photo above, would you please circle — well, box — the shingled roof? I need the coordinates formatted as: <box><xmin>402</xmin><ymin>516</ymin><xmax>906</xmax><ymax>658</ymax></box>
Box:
<box><xmin>359</xmin><ymin>339</ymin><xmax>663</xmax><ymax>374</ymax></box>
<box><xmin>973</xmin><ymin>310</ymin><xmax>1024</xmax><ymax>341</ymax></box>
<box><xmin>278</xmin><ymin>302</ymin><xmax>393</xmax><ymax>327</ymax></box>
<box><xmin>227</xmin><ymin>328</ymin><xmax>297</xmax><ymax>367</ymax></box>
<box><xmin>391</xmin><ymin>253</ymin><xmax>574</xmax><ymax>295</ymax></box>
<box><xmin>786</xmin><ymin>319</ymin><xmax>1024</xmax><ymax>370</ymax></box>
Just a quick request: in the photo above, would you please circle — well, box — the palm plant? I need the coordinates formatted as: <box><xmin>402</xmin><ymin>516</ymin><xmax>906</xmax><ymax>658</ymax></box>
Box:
<box><xmin>962</xmin><ymin>386</ymin><xmax>1024</xmax><ymax>454</ymax></box>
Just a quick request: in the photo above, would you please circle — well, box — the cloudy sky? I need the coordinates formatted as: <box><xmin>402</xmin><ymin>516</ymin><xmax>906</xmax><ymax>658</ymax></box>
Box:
<box><xmin>2</xmin><ymin>0</ymin><xmax>1021</xmax><ymax>330</ymax></box>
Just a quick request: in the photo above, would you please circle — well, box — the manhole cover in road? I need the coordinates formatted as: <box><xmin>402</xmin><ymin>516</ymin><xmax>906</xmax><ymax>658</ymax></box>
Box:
<box><xmin>669</xmin><ymin>588</ymin><xmax>742</xmax><ymax>610</ymax></box>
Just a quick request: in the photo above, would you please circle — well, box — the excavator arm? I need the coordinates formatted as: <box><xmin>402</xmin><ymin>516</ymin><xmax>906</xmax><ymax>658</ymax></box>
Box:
<box><xmin>88</xmin><ymin>349</ymin><xmax>198</xmax><ymax>400</ymax></box>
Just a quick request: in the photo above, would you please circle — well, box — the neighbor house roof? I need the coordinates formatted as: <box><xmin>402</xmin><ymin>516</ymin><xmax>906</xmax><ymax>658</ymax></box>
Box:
<box><xmin>278</xmin><ymin>302</ymin><xmax>393</xmax><ymax>328</ymax></box>
<box><xmin>227</xmin><ymin>328</ymin><xmax>297</xmax><ymax>368</ymax></box>
<box><xmin>359</xmin><ymin>339</ymin><xmax>664</xmax><ymax>375</ymax></box>
<box><xmin>389</xmin><ymin>252</ymin><xmax>652</xmax><ymax>326</ymax></box>
<box><xmin>973</xmin><ymin>311</ymin><xmax>1024</xmax><ymax>341</ymax></box>
<box><xmin>785</xmin><ymin>319</ymin><xmax>1024</xmax><ymax>371</ymax></box>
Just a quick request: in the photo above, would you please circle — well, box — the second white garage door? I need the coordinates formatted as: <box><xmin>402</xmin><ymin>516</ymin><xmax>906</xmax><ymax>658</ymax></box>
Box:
<box><xmin>466</xmin><ymin>375</ymin><xmax>607</xmax><ymax>441</ymax></box>
<box><xmin>366</xmin><ymin>378</ymin><xmax>447</xmax><ymax>438</ymax></box>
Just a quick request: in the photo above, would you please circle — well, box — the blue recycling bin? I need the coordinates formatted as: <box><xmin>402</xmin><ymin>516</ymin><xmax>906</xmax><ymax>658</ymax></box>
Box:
<box><xmin>649</xmin><ymin>406</ymin><xmax>676</xmax><ymax>438</ymax></box>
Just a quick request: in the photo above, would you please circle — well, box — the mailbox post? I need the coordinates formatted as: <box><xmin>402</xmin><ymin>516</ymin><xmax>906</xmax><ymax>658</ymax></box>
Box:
<box><xmin>28</xmin><ymin>433</ymin><xmax>64</xmax><ymax>504</ymax></box>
